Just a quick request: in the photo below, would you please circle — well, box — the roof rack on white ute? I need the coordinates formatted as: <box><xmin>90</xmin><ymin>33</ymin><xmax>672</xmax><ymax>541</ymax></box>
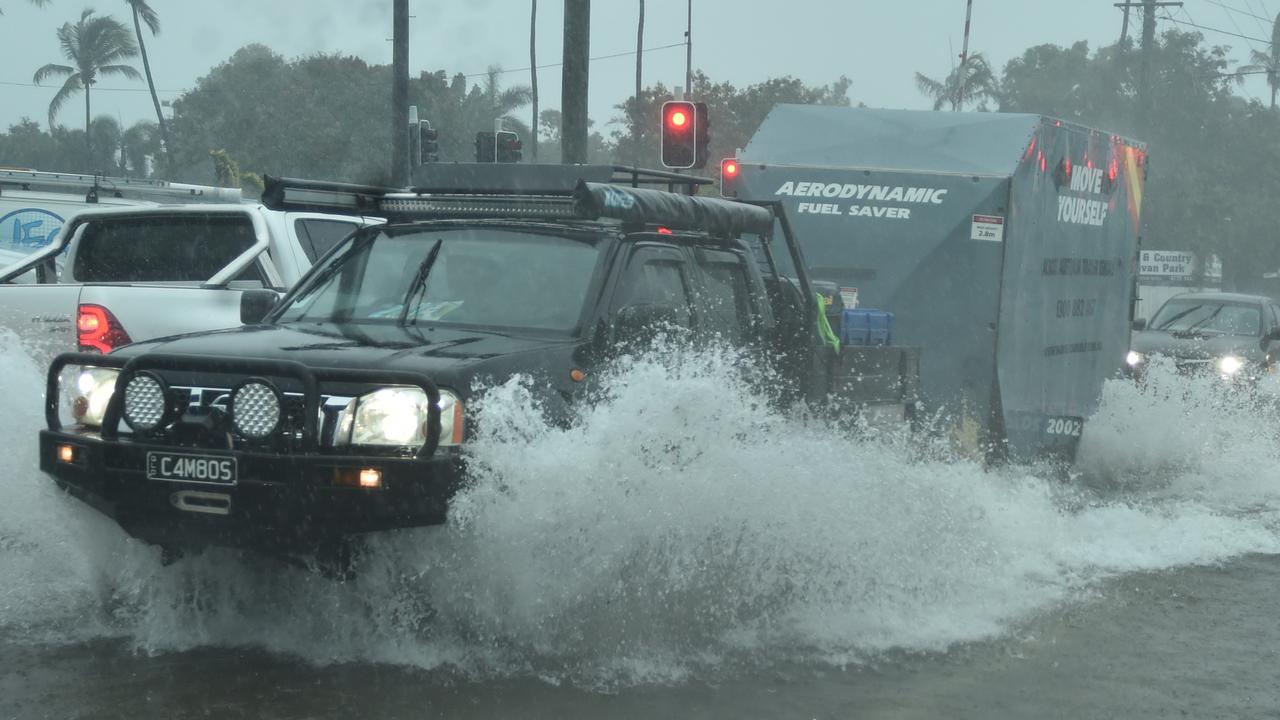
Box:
<box><xmin>0</xmin><ymin>168</ymin><xmax>244</xmax><ymax>204</ymax></box>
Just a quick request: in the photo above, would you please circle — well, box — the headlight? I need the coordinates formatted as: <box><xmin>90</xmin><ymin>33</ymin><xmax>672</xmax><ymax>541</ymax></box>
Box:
<box><xmin>1125</xmin><ymin>350</ymin><xmax>1143</xmax><ymax>367</ymax></box>
<box><xmin>335</xmin><ymin>387</ymin><xmax>463</xmax><ymax>448</ymax></box>
<box><xmin>1218</xmin><ymin>355</ymin><xmax>1244</xmax><ymax>375</ymax></box>
<box><xmin>70</xmin><ymin>367</ymin><xmax>119</xmax><ymax>427</ymax></box>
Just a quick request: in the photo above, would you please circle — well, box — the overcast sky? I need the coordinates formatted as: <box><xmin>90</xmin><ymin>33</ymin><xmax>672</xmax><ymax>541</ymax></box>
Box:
<box><xmin>1</xmin><ymin>0</ymin><xmax>1277</xmax><ymax>139</ymax></box>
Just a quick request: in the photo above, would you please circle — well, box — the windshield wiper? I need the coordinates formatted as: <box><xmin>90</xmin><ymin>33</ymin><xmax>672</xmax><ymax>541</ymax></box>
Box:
<box><xmin>1153</xmin><ymin>304</ymin><xmax>1203</xmax><ymax>331</ymax></box>
<box><xmin>1176</xmin><ymin>305</ymin><xmax>1224</xmax><ymax>337</ymax></box>
<box><xmin>398</xmin><ymin>238</ymin><xmax>444</xmax><ymax>326</ymax></box>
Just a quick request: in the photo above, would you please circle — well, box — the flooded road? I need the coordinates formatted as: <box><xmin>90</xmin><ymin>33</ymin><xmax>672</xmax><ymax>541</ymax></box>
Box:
<box><xmin>6</xmin><ymin>556</ymin><xmax>1280</xmax><ymax>719</ymax></box>
<box><xmin>4</xmin><ymin>338</ymin><xmax>1280</xmax><ymax>718</ymax></box>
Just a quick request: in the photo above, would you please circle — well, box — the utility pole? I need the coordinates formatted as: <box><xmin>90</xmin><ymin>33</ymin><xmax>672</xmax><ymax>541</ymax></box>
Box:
<box><xmin>1114</xmin><ymin>1</ymin><xmax>1181</xmax><ymax>128</ymax></box>
<box><xmin>561</xmin><ymin>0</ymin><xmax>590</xmax><ymax>164</ymax></box>
<box><xmin>957</xmin><ymin>0</ymin><xmax>974</xmax><ymax>111</ymax></box>
<box><xmin>635</xmin><ymin>0</ymin><xmax>644</xmax><ymax>167</ymax></box>
<box><xmin>530</xmin><ymin>0</ymin><xmax>539</xmax><ymax>161</ymax></box>
<box><xmin>684</xmin><ymin>0</ymin><xmax>692</xmax><ymax>98</ymax></box>
<box><xmin>391</xmin><ymin>0</ymin><xmax>409</xmax><ymax>185</ymax></box>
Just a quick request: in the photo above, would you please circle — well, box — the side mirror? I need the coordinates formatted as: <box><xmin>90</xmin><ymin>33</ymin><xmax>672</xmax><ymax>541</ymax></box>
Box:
<box><xmin>240</xmin><ymin>289</ymin><xmax>279</xmax><ymax>324</ymax></box>
<box><xmin>1132</xmin><ymin>318</ymin><xmax>1148</xmax><ymax>331</ymax></box>
<box><xmin>612</xmin><ymin>304</ymin><xmax>681</xmax><ymax>349</ymax></box>
<box><xmin>1266</xmin><ymin>327</ymin><xmax>1280</xmax><ymax>342</ymax></box>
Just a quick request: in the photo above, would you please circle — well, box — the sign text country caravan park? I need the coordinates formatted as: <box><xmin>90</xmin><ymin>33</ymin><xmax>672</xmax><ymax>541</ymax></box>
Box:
<box><xmin>776</xmin><ymin>181</ymin><xmax>948</xmax><ymax>221</ymax></box>
<box><xmin>1139</xmin><ymin>250</ymin><xmax>1197</xmax><ymax>279</ymax></box>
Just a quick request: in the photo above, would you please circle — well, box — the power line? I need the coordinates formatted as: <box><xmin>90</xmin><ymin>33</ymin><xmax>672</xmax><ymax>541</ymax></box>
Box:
<box><xmin>1158</xmin><ymin>12</ymin><xmax>1270</xmax><ymax>41</ymax></box>
<box><xmin>0</xmin><ymin>79</ymin><xmax>182</xmax><ymax>93</ymax></box>
<box><xmin>1203</xmin><ymin>0</ymin><xmax>1272</xmax><ymax>24</ymax></box>
<box><xmin>1</xmin><ymin>41</ymin><xmax>690</xmax><ymax>98</ymax></box>
<box><xmin>461</xmin><ymin>41</ymin><xmax>685</xmax><ymax>79</ymax></box>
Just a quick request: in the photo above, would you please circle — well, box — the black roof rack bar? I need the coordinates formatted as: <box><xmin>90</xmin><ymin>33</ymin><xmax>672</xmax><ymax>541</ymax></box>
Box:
<box><xmin>607</xmin><ymin>165</ymin><xmax>712</xmax><ymax>187</ymax></box>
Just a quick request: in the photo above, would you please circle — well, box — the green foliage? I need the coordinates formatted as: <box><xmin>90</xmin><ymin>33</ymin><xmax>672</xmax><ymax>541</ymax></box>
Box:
<box><xmin>999</xmin><ymin>29</ymin><xmax>1280</xmax><ymax>290</ymax></box>
<box><xmin>915</xmin><ymin>53</ymin><xmax>999</xmax><ymax>111</ymax></box>
<box><xmin>209</xmin><ymin>148</ymin><xmax>240</xmax><ymax>188</ymax></box>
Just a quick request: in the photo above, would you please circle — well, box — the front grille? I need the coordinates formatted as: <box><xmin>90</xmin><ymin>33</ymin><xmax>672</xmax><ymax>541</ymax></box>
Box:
<box><xmin>126</xmin><ymin>383</ymin><xmax>349</xmax><ymax>453</ymax></box>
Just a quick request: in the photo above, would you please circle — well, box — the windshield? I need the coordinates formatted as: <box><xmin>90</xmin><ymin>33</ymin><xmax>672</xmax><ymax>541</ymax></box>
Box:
<box><xmin>276</xmin><ymin>226</ymin><xmax>603</xmax><ymax>333</ymax></box>
<box><xmin>1148</xmin><ymin>298</ymin><xmax>1261</xmax><ymax>336</ymax></box>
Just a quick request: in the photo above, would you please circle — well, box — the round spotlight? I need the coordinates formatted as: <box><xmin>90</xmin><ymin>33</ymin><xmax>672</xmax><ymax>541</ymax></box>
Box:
<box><xmin>231</xmin><ymin>380</ymin><xmax>282</xmax><ymax>440</ymax></box>
<box><xmin>123</xmin><ymin>372</ymin><xmax>168</xmax><ymax>432</ymax></box>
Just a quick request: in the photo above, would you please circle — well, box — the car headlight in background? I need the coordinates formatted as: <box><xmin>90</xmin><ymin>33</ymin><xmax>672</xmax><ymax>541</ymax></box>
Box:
<box><xmin>1125</xmin><ymin>350</ymin><xmax>1143</xmax><ymax>367</ymax></box>
<box><xmin>1217</xmin><ymin>355</ymin><xmax>1245</xmax><ymax>375</ymax></box>
<box><xmin>70</xmin><ymin>367</ymin><xmax>119</xmax><ymax>427</ymax></box>
<box><xmin>335</xmin><ymin>387</ymin><xmax>463</xmax><ymax>448</ymax></box>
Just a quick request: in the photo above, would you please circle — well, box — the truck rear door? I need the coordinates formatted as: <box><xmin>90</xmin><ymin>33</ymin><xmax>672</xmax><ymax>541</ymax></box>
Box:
<box><xmin>0</xmin><ymin>284</ymin><xmax>82</xmax><ymax>364</ymax></box>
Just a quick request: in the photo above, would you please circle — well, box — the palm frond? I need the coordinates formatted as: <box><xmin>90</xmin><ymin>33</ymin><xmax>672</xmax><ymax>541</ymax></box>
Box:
<box><xmin>98</xmin><ymin>62</ymin><xmax>142</xmax><ymax>81</ymax></box>
<box><xmin>46</xmin><ymin>72</ymin><xmax>84</xmax><ymax>127</ymax></box>
<box><xmin>33</xmin><ymin>62</ymin><xmax>74</xmax><ymax>84</ymax></box>
<box><xmin>125</xmin><ymin>0</ymin><xmax>160</xmax><ymax>34</ymax></box>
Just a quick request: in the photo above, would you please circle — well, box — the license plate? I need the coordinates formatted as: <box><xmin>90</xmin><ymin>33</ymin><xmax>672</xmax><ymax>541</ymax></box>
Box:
<box><xmin>146</xmin><ymin>451</ymin><xmax>237</xmax><ymax>485</ymax></box>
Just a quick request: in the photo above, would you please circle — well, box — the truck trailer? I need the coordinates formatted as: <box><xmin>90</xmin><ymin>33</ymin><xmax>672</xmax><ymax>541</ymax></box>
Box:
<box><xmin>724</xmin><ymin>106</ymin><xmax>1146</xmax><ymax>460</ymax></box>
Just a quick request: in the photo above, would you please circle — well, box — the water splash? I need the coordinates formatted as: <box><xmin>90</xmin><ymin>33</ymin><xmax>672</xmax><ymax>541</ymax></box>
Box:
<box><xmin>2</xmin><ymin>336</ymin><xmax>1278</xmax><ymax>686</ymax></box>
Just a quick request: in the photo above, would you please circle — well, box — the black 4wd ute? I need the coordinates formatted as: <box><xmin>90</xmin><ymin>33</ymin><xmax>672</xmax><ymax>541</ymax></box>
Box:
<box><xmin>39</xmin><ymin>166</ymin><xmax>918</xmax><ymax>558</ymax></box>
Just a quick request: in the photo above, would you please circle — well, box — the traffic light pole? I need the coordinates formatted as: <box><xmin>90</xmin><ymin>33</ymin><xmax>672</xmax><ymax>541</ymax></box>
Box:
<box><xmin>561</xmin><ymin>0</ymin><xmax>590</xmax><ymax>164</ymax></box>
<box><xmin>391</xmin><ymin>0</ymin><xmax>410</xmax><ymax>185</ymax></box>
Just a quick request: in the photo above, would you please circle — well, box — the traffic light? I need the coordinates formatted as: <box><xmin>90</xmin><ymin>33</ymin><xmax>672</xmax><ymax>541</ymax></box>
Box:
<box><xmin>661</xmin><ymin>100</ymin><xmax>696</xmax><ymax>168</ymax></box>
<box><xmin>720</xmin><ymin>157</ymin><xmax>740</xmax><ymax>198</ymax></box>
<box><xmin>419</xmin><ymin>121</ymin><xmax>439</xmax><ymax>164</ymax></box>
<box><xmin>496</xmin><ymin>131</ymin><xmax>523</xmax><ymax>163</ymax></box>
<box><xmin>475</xmin><ymin>131</ymin><xmax>496</xmax><ymax>163</ymax></box>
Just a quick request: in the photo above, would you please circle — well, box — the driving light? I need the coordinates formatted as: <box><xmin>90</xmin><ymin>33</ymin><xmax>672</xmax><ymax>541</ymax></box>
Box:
<box><xmin>1217</xmin><ymin>355</ymin><xmax>1244</xmax><ymax>375</ymax></box>
<box><xmin>70</xmin><ymin>367</ymin><xmax>119</xmax><ymax>427</ymax></box>
<box><xmin>337</xmin><ymin>387</ymin><xmax>463</xmax><ymax>448</ymax></box>
<box><xmin>1125</xmin><ymin>350</ymin><xmax>1143</xmax><ymax>367</ymax></box>
<box><xmin>123</xmin><ymin>372</ymin><xmax>168</xmax><ymax>432</ymax></box>
<box><xmin>230</xmin><ymin>380</ymin><xmax>282</xmax><ymax>439</ymax></box>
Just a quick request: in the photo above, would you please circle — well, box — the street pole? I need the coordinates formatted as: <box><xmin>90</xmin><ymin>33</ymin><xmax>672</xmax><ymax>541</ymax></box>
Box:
<box><xmin>561</xmin><ymin>0</ymin><xmax>590</xmax><ymax>164</ymax></box>
<box><xmin>530</xmin><ymin>0</ymin><xmax>539</xmax><ymax>161</ymax></box>
<box><xmin>391</xmin><ymin>0</ymin><xmax>409</xmax><ymax>185</ymax></box>
<box><xmin>635</xmin><ymin>0</ymin><xmax>644</xmax><ymax>167</ymax></box>
<box><xmin>1113</xmin><ymin>1</ymin><xmax>1181</xmax><ymax>128</ymax></box>
<box><xmin>957</xmin><ymin>0</ymin><xmax>973</xmax><ymax>111</ymax></box>
<box><xmin>684</xmin><ymin>0</ymin><xmax>692</xmax><ymax>98</ymax></box>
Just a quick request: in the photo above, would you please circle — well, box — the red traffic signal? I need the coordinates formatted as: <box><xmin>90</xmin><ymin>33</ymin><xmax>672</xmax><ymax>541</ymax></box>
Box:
<box><xmin>661</xmin><ymin>100</ymin><xmax>697</xmax><ymax>169</ymax></box>
<box><xmin>720</xmin><ymin>158</ymin><xmax>740</xmax><ymax>197</ymax></box>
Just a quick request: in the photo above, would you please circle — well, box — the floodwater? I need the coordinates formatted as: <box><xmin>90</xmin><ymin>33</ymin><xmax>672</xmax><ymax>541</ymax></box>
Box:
<box><xmin>3</xmin><ymin>335</ymin><xmax>1280</xmax><ymax>719</ymax></box>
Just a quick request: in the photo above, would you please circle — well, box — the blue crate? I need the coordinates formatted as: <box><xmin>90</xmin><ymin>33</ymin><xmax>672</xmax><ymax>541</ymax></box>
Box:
<box><xmin>842</xmin><ymin>309</ymin><xmax>894</xmax><ymax>346</ymax></box>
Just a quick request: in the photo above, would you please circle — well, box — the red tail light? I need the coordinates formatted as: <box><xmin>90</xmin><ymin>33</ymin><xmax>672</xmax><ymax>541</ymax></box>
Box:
<box><xmin>78</xmin><ymin>303</ymin><xmax>131</xmax><ymax>353</ymax></box>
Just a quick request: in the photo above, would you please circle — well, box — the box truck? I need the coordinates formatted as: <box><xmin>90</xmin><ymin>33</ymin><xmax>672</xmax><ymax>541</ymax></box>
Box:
<box><xmin>725</xmin><ymin>106</ymin><xmax>1147</xmax><ymax>460</ymax></box>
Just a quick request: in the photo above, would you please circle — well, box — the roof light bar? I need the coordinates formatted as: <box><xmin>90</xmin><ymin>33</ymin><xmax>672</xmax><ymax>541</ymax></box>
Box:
<box><xmin>378</xmin><ymin>194</ymin><xmax>579</xmax><ymax>218</ymax></box>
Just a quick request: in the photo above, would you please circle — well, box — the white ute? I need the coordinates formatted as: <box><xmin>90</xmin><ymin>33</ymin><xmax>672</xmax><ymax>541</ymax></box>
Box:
<box><xmin>0</xmin><ymin>202</ymin><xmax>376</xmax><ymax>363</ymax></box>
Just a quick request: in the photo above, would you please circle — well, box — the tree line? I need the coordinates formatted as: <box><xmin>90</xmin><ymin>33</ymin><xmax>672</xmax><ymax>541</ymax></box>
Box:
<box><xmin>4</xmin><ymin>2</ymin><xmax>1280</xmax><ymax>287</ymax></box>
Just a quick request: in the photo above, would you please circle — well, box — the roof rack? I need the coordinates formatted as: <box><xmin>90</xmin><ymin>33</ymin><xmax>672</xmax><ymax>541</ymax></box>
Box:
<box><xmin>408</xmin><ymin>163</ymin><xmax>711</xmax><ymax>195</ymax></box>
<box><xmin>0</xmin><ymin>168</ymin><xmax>243</xmax><ymax>204</ymax></box>
<box><xmin>262</xmin><ymin>169</ymin><xmax>773</xmax><ymax>238</ymax></box>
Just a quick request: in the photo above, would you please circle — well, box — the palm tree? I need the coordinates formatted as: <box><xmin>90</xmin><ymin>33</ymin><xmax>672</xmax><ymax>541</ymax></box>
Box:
<box><xmin>1239</xmin><ymin>12</ymin><xmax>1280</xmax><ymax>110</ymax></box>
<box><xmin>33</xmin><ymin>9</ymin><xmax>141</xmax><ymax>165</ymax></box>
<box><xmin>0</xmin><ymin>0</ymin><xmax>51</xmax><ymax>16</ymax></box>
<box><xmin>124</xmin><ymin>0</ymin><xmax>171</xmax><ymax>174</ymax></box>
<box><xmin>914</xmin><ymin>52</ymin><xmax>998</xmax><ymax>111</ymax></box>
<box><xmin>482</xmin><ymin>66</ymin><xmax>533</xmax><ymax>131</ymax></box>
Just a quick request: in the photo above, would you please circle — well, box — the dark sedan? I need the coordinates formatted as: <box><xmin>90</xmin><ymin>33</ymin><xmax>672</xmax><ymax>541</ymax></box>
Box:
<box><xmin>1127</xmin><ymin>292</ymin><xmax>1280</xmax><ymax>382</ymax></box>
